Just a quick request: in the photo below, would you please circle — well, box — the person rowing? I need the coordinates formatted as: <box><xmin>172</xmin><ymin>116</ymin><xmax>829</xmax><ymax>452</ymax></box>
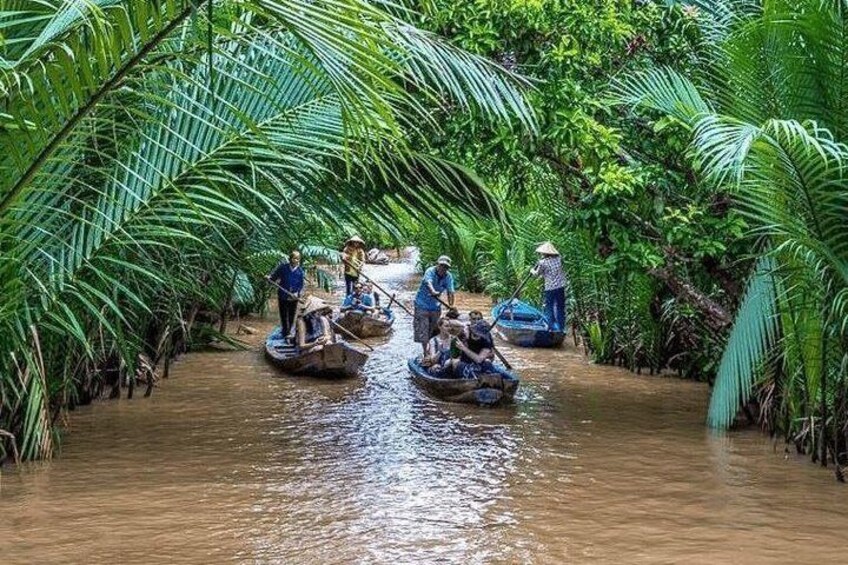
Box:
<box><xmin>341</xmin><ymin>235</ymin><xmax>366</xmax><ymax>296</ymax></box>
<box><xmin>413</xmin><ymin>255</ymin><xmax>455</xmax><ymax>354</ymax></box>
<box><xmin>267</xmin><ymin>249</ymin><xmax>304</xmax><ymax>340</ymax></box>
<box><xmin>530</xmin><ymin>241</ymin><xmax>566</xmax><ymax>331</ymax></box>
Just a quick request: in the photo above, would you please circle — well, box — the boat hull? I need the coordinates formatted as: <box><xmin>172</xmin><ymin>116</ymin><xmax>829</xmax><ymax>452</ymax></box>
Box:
<box><xmin>491</xmin><ymin>300</ymin><xmax>565</xmax><ymax>348</ymax></box>
<box><xmin>407</xmin><ymin>358</ymin><xmax>519</xmax><ymax>406</ymax></box>
<box><xmin>265</xmin><ymin>328</ymin><xmax>368</xmax><ymax>378</ymax></box>
<box><xmin>492</xmin><ymin>325</ymin><xmax>565</xmax><ymax>348</ymax></box>
<box><xmin>335</xmin><ymin>309</ymin><xmax>394</xmax><ymax>338</ymax></box>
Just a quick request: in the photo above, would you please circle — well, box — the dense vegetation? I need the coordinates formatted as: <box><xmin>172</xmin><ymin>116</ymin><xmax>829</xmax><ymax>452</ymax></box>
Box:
<box><xmin>0</xmin><ymin>0</ymin><xmax>533</xmax><ymax>462</ymax></box>
<box><xmin>619</xmin><ymin>0</ymin><xmax>848</xmax><ymax>472</ymax></box>
<box><xmin>2</xmin><ymin>0</ymin><xmax>846</xmax><ymax>479</ymax></box>
<box><xmin>411</xmin><ymin>1</ymin><xmax>744</xmax><ymax>377</ymax></box>
<box><xmin>410</xmin><ymin>0</ymin><xmax>848</xmax><ymax>476</ymax></box>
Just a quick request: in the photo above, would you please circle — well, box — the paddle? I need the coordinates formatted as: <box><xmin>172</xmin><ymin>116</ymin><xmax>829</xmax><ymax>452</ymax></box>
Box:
<box><xmin>266</xmin><ymin>278</ymin><xmax>374</xmax><ymax>352</ymax></box>
<box><xmin>340</xmin><ymin>257</ymin><xmax>414</xmax><ymax>317</ymax></box>
<box><xmin>430</xmin><ymin>294</ymin><xmax>514</xmax><ymax>371</ymax></box>
<box><xmin>328</xmin><ymin>318</ymin><xmax>375</xmax><ymax>351</ymax></box>
<box><xmin>490</xmin><ymin>270</ymin><xmax>535</xmax><ymax>329</ymax></box>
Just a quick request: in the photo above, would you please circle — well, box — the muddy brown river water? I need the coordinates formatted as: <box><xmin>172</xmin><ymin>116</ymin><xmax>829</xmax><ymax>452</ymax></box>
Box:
<box><xmin>2</xmin><ymin>259</ymin><xmax>847</xmax><ymax>564</ymax></box>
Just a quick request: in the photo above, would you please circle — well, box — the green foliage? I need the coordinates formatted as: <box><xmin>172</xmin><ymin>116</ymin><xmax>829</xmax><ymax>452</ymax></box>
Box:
<box><xmin>412</xmin><ymin>0</ymin><xmax>737</xmax><ymax>381</ymax></box>
<box><xmin>619</xmin><ymin>0</ymin><xmax>848</xmax><ymax>468</ymax></box>
<box><xmin>707</xmin><ymin>257</ymin><xmax>778</xmax><ymax>428</ymax></box>
<box><xmin>0</xmin><ymin>0</ymin><xmax>534</xmax><ymax>459</ymax></box>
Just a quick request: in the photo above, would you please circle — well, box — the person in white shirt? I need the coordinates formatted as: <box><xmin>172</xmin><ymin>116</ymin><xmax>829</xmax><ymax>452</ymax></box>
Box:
<box><xmin>530</xmin><ymin>242</ymin><xmax>566</xmax><ymax>331</ymax></box>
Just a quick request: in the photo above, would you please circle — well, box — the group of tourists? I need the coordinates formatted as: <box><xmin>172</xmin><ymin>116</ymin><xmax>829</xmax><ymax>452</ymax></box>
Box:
<box><xmin>421</xmin><ymin>308</ymin><xmax>496</xmax><ymax>379</ymax></box>
<box><xmin>410</xmin><ymin>255</ymin><xmax>494</xmax><ymax>379</ymax></box>
<box><xmin>267</xmin><ymin>236</ymin><xmax>384</xmax><ymax>352</ymax></box>
<box><xmin>341</xmin><ymin>282</ymin><xmax>375</xmax><ymax>313</ymax></box>
<box><xmin>268</xmin><ymin>235</ymin><xmax>567</xmax><ymax>370</ymax></box>
<box><xmin>411</xmin><ymin>242</ymin><xmax>566</xmax><ymax>378</ymax></box>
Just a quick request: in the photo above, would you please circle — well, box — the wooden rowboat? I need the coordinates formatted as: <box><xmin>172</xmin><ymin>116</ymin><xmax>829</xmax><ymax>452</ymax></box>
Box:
<box><xmin>366</xmin><ymin>248</ymin><xmax>390</xmax><ymax>265</ymax></box>
<box><xmin>335</xmin><ymin>308</ymin><xmax>394</xmax><ymax>338</ymax></box>
<box><xmin>407</xmin><ymin>357</ymin><xmax>519</xmax><ymax>406</ymax></box>
<box><xmin>264</xmin><ymin>327</ymin><xmax>368</xmax><ymax>378</ymax></box>
<box><xmin>491</xmin><ymin>299</ymin><xmax>565</xmax><ymax>348</ymax></box>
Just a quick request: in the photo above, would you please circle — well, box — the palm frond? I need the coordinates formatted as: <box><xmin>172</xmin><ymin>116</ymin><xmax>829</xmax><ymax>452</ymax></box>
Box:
<box><xmin>708</xmin><ymin>257</ymin><xmax>779</xmax><ymax>429</ymax></box>
<box><xmin>612</xmin><ymin>66</ymin><xmax>712</xmax><ymax>124</ymax></box>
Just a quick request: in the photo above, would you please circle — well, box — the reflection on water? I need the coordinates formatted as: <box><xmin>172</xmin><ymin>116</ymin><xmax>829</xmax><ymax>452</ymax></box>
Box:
<box><xmin>2</xmin><ymin>258</ymin><xmax>847</xmax><ymax>563</ymax></box>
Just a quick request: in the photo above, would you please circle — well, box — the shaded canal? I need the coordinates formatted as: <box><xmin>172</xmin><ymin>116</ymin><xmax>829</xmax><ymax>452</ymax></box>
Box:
<box><xmin>2</xmin><ymin>258</ymin><xmax>847</xmax><ymax>563</ymax></box>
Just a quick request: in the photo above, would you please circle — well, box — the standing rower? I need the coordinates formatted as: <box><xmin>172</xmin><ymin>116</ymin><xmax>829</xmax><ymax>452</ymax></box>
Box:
<box><xmin>341</xmin><ymin>235</ymin><xmax>366</xmax><ymax>296</ymax></box>
<box><xmin>268</xmin><ymin>250</ymin><xmax>304</xmax><ymax>339</ymax></box>
<box><xmin>413</xmin><ymin>255</ymin><xmax>455</xmax><ymax>354</ymax></box>
<box><xmin>530</xmin><ymin>242</ymin><xmax>566</xmax><ymax>331</ymax></box>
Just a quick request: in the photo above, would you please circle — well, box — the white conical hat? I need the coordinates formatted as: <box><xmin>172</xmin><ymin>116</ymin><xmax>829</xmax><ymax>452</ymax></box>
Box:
<box><xmin>345</xmin><ymin>235</ymin><xmax>365</xmax><ymax>245</ymax></box>
<box><xmin>300</xmin><ymin>296</ymin><xmax>330</xmax><ymax>317</ymax></box>
<box><xmin>535</xmin><ymin>241</ymin><xmax>560</xmax><ymax>255</ymax></box>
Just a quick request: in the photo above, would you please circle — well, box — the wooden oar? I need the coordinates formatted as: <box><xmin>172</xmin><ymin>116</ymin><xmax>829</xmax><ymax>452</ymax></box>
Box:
<box><xmin>340</xmin><ymin>257</ymin><xmax>414</xmax><ymax>317</ymax></box>
<box><xmin>430</xmin><ymin>294</ymin><xmax>514</xmax><ymax>371</ymax></box>
<box><xmin>328</xmin><ymin>319</ymin><xmax>375</xmax><ymax>351</ymax></box>
<box><xmin>490</xmin><ymin>270</ymin><xmax>535</xmax><ymax>329</ymax></box>
<box><xmin>266</xmin><ymin>278</ymin><xmax>374</xmax><ymax>351</ymax></box>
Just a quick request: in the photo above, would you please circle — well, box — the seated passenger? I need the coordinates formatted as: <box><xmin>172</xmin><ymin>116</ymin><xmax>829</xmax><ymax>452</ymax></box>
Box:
<box><xmin>441</xmin><ymin>320</ymin><xmax>495</xmax><ymax>379</ymax></box>
<box><xmin>458</xmin><ymin>320</ymin><xmax>495</xmax><ymax>367</ymax></box>
<box><xmin>364</xmin><ymin>282</ymin><xmax>381</xmax><ymax>308</ymax></box>
<box><xmin>443</xmin><ymin>307</ymin><xmax>466</xmax><ymax>338</ymax></box>
<box><xmin>340</xmin><ymin>282</ymin><xmax>375</xmax><ymax>313</ymax></box>
<box><xmin>422</xmin><ymin>317</ymin><xmax>452</xmax><ymax>368</ymax></box>
<box><xmin>296</xmin><ymin>296</ymin><xmax>335</xmax><ymax>352</ymax></box>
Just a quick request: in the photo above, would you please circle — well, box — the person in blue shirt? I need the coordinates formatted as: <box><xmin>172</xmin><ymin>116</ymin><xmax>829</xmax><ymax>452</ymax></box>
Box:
<box><xmin>363</xmin><ymin>281</ymin><xmax>381</xmax><ymax>308</ymax></box>
<box><xmin>267</xmin><ymin>250</ymin><xmax>304</xmax><ymax>339</ymax></box>
<box><xmin>414</xmin><ymin>255</ymin><xmax>455</xmax><ymax>353</ymax></box>
<box><xmin>340</xmin><ymin>282</ymin><xmax>375</xmax><ymax>313</ymax></box>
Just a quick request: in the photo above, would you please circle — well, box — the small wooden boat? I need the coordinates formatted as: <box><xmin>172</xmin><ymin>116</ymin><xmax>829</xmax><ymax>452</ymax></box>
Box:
<box><xmin>366</xmin><ymin>248</ymin><xmax>390</xmax><ymax>265</ymax></box>
<box><xmin>491</xmin><ymin>299</ymin><xmax>565</xmax><ymax>348</ymax></box>
<box><xmin>407</xmin><ymin>357</ymin><xmax>519</xmax><ymax>406</ymax></box>
<box><xmin>264</xmin><ymin>327</ymin><xmax>368</xmax><ymax>378</ymax></box>
<box><xmin>335</xmin><ymin>308</ymin><xmax>394</xmax><ymax>338</ymax></box>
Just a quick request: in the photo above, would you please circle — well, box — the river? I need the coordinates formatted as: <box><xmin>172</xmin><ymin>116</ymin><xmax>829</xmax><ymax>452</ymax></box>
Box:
<box><xmin>1</xmin><ymin>258</ymin><xmax>846</xmax><ymax>563</ymax></box>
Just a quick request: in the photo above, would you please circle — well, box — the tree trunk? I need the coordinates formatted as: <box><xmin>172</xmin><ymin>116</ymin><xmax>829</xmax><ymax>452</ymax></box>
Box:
<box><xmin>648</xmin><ymin>265</ymin><xmax>732</xmax><ymax>331</ymax></box>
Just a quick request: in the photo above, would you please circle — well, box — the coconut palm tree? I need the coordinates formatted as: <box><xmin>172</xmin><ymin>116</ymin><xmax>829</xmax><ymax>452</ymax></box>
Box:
<box><xmin>614</xmin><ymin>0</ymin><xmax>848</xmax><ymax>468</ymax></box>
<box><xmin>0</xmin><ymin>0</ymin><xmax>536</xmax><ymax>460</ymax></box>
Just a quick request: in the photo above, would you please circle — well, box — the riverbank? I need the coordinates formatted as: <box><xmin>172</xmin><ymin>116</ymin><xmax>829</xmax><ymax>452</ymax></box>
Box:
<box><xmin>2</xmin><ymin>260</ymin><xmax>847</xmax><ymax>563</ymax></box>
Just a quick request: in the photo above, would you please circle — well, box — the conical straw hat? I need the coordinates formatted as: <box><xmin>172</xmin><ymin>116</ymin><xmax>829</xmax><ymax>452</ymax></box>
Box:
<box><xmin>300</xmin><ymin>296</ymin><xmax>330</xmax><ymax>317</ymax></box>
<box><xmin>346</xmin><ymin>235</ymin><xmax>365</xmax><ymax>246</ymax></box>
<box><xmin>535</xmin><ymin>241</ymin><xmax>560</xmax><ymax>255</ymax></box>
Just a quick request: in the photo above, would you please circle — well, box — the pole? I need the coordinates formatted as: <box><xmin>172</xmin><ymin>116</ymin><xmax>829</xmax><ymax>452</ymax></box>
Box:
<box><xmin>341</xmin><ymin>257</ymin><xmax>414</xmax><ymax>317</ymax></box>
<box><xmin>490</xmin><ymin>270</ymin><xmax>535</xmax><ymax>329</ymax></box>
<box><xmin>329</xmin><ymin>319</ymin><xmax>375</xmax><ymax>351</ymax></box>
